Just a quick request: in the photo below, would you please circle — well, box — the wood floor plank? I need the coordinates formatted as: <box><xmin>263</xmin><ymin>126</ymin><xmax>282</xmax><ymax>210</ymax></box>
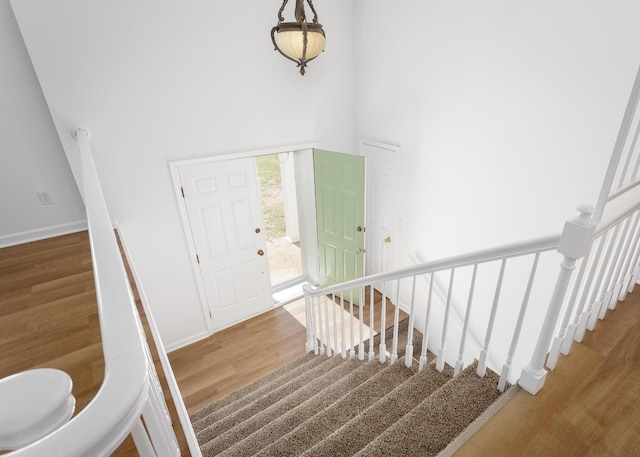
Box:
<box><xmin>455</xmin><ymin>290</ymin><xmax>640</xmax><ymax>457</ymax></box>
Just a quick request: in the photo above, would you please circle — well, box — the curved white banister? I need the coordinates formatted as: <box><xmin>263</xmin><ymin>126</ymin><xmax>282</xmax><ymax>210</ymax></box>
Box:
<box><xmin>9</xmin><ymin>128</ymin><xmax>160</xmax><ymax>456</ymax></box>
<box><xmin>305</xmin><ymin>234</ymin><xmax>560</xmax><ymax>298</ymax></box>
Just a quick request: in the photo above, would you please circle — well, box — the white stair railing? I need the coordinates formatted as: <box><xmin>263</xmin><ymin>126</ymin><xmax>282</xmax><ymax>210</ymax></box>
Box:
<box><xmin>9</xmin><ymin>128</ymin><xmax>186</xmax><ymax>457</ymax></box>
<box><xmin>304</xmin><ymin>235</ymin><xmax>560</xmax><ymax>392</ymax></box>
<box><xmin>521</xmin><ymin>62</ymin><xmax>640</xmax><ymax>394</ymax></box>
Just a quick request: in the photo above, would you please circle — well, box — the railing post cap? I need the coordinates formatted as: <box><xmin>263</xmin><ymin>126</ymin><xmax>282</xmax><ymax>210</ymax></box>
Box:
<box><xmin>572</xmin><ymin>204</ymin><xmax>595</xmax><ymax>226</ymax></box>
<box><xmin>576</xmin><ymin>204</ymin><xmax>595</xmax><ymax>215</ymax></box>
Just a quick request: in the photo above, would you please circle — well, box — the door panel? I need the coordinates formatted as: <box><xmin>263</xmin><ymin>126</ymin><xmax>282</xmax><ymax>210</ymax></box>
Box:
<box><xmin>362</xmin><ymin>141</ymin><xmax>399</xmax><ymax>282</ymax></box>
<box><xmin>179</xmin><ymin>158</ymin><xmax>272</xmax><ymax>331</ymax></box>
<box><xmin>314</xmin><ymin>149</ymin><xmax>365</xmax><ymax>303</ymax></box>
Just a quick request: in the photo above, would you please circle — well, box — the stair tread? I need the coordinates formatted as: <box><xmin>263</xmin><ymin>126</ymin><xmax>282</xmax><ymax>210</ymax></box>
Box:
<box><xmin>300</xmin><ymin>362</ymin><xmax>453</xmax><ymax>457</ymax></box>
<box><xmin>191</xmin><ymin>319</ymin><xmax>503</xmax><ymax>457</ymax></box>
<box><xmin>190</xmin><ymin>353</ymin><xmax>328</xmax><ymax>431</ymax></box>
<box><xmin>353</xmin><ymin>362</ymin><xmax>502</xmax><ymax>457</ymax></box>
<box><xmin>195</xmin><ymin>355</ymin><xmax>345</xmax><ymax>444</ymax></box>
<box><xmin>215</xmin><ymin>359</ymin><xmax>383</xmax><ymax>457</ymax></box>
<box><xmin>198</xmin><ymin>356</ymin><xmax>363</xmax><ymax>455</ymax></box>
<box><xmin>253</xmin><ymin>362</ymin><xmax>416</xmax><ymax>457</ymax></box>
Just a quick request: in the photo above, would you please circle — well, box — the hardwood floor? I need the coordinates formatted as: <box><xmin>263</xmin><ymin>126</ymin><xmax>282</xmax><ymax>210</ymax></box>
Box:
<box><xmin>169</xmin><ymin>287</ymin><xmax>402</xmax><ymax>414</ymax></box>
<box><xmin>3</xmin><ymin>232</ymin><xmax>640</xmax><ymax>456</ymax></box>
<box><xmin>0</xmin><ymin>232</ymin><xmax>189</xmax><ymax>456</ymax></box>
<box><xmin>455</xmin><ymin>290</ymin><xmax>640</xmax><ymax>456</ymax></box>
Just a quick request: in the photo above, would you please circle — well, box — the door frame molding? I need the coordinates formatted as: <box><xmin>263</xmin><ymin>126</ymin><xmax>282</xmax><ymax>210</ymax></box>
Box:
<box><xmin>169</xmin><ymin>142</ymin><xmax>318</xmax><ymax>334</ymax></box>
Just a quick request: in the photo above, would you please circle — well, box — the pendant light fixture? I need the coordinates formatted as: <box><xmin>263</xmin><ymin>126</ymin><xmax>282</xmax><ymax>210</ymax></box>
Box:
<box><xmin>271</xmin><ymin>0</ymin><xmax>326</xmax><ymax>75</ymax></box>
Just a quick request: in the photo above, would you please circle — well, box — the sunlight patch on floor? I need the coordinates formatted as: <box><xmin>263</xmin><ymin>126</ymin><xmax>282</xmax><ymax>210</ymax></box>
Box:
<box><xmin>284</xmin><ymin>298</ymin><xmax>374</xmax><ymax>354</ymax></box>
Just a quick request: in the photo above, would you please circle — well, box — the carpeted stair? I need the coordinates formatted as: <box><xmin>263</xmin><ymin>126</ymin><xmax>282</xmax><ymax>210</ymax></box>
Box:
<box><xmin>191</xmin><ymin>320</ymin><xmax>505</xmax><ymax>456</ymax></box>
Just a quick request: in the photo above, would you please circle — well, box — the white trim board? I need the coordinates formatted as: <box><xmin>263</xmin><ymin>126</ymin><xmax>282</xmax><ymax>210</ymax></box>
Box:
<box><xmin>0</xmin><ymin>220</ymin><xmax>88</xmax><ymax>248</ymax></box>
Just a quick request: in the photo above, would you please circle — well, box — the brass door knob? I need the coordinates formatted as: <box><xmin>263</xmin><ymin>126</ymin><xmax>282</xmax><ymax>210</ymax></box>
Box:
<box><xmin>384</xmin><ymin>236</ymin><xmax>392</xmax><ymax>243</ymax></box>
<box><xmin>255</xmin><ymin>228</ymin><xmax>261</xmax><ymax>234</ymax></box>
<box><xmin>257</xmin><ymin>249</ymin><xmax>264</xmax><ymax>256</ymax></box>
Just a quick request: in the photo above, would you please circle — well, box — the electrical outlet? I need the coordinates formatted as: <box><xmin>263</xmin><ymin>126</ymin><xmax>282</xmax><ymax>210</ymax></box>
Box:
<box><xmin>37</xmin><ymin>191</ymin><xmax>53</xmax><ymax>205</ymax></box>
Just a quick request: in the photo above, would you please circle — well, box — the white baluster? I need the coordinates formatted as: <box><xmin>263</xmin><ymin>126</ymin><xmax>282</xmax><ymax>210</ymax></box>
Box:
<box><xmin>629</xmin><ymin>120</ymin><xmax>640</xmax><ymax>182</ymax></box>
<box><xmin>622</xmin><ymin>211</ymin><xmax>640</xmax><ymax>296</ymax></box>
<box><xmin>502</xmin><ymin>253</ymin><xmax>540</xmax><ymax>389</ymax></box>
<box><xmin>332</xmin><ymin>293</ymin><xmax>338</xmax><ymax>357</ymax></box>
<box><xmin>340</xmin><ymin>294</ymin><xmax>347</xmax><ymax>358</ymax></box>
<box><xmin>391</xmin><ymin>280</ymin><xmax>401</xmax><ymax>364</ymax></box>
<box><xmin>405</xmin><ymin>277</ymin><xmax>417</xmax><ymax>369</ymax></box>
<box><xmin>593</xmin><ymin>229</ymin><xmax>618</xmax><ymax>322</ymax></box>
<box><xmin>359</xmin><ymin>286</ymin><xmax>365</xmax><ymax>361</ymax></box>
<box><xmin>323</xmin><ymin>295</ymin><xmax>332</xmax><ymax>357</ymax></box>
<box><xmin>131</xmin><ymin>418</ymin><xmax>158</xmax><ymax>457</ymax></box>
<box><xmin>437</xmin><ymin>269</ymin><xmax>455</xmax><ymax>373</ymax></box>
<box><xmin>607</xmin><ymin>217</ymin><xmax>632</xmax><ymax>311</ymax></box>
<box><xmin>315</xmin><ymin>295</ymin><xmax>325</xmax><ymax>355</ymax></box>
<box><xmin>368</xmin><ymin>286</ymin><xmax>375</xmax><ymax>361</ymax></box>
<box><xmin>349</xmin><ymin>289</ymin><xmax>355</xmax><ymax>358</ymax></box>
<box><xmin>626</xmin><ymin>219</ymin><xmax>640</xmax><ymax>293</ymax></box>
<box><xmin>574</xmin><ymin>233</ymin><xmax>607</xmax><ymax>342</ymax></box>
<box><xmin>303</xmin><ymin>285</ymin><xmax>315</xmax><ymax>353</ymax></box>
<box><xmin>616</xmin><ymin>119</ymin><xmax>640</xmax><ymax>190</ymax></box>
<box><xmin>379</xmin><ymin>283</ymin><xmax>387</xmax><ymax>363</ymax></box>
<box><xmin>520</xmin><ymin>205</ymin><xmax>595</xmax><ymax>395</ymax></box>
<box><xmin>144</xmin><ymin>382</ymin><xmax>181</xmax><ymax>457</ymax></box>
<box><xmin>419</xmin><ymin>273</ymin><xmax>435</xmax><ymax>371</ymax></box>
<box><xmin>608</xmin><ymin>214</ymin><xmax>637</xmax><ymax>310</ymax></box>
<box><xmin>478</xmin><ymin>259</ymin><xmax>506</xmax><ymax>377</ymax></box>
<box><xmin>455</xmin><ymin>264</ymin><xmax>477</xmax><ymax>377</ymax></box>
<box><xmin>618</xmin><ymin>211</ymin><xmax>640</xmax><ymax>301</ymax></box>
<box><xmin>560</xmin><ymin>252</ymin><xmax>590</xmax><ymax>355</ymax></box>
<box><xmin>587</xmin><ymin>232</ymin><xmax>617</xmax><ymax>331</ymax></box>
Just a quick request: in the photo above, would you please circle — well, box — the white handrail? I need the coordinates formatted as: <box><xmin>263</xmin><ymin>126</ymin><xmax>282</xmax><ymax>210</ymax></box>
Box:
<box><xmin>305</xmin><ymin>234</ymin><xmax>560</xmax><ymax>299</ymax></box>
<box><xmin>10</xmin><ymin>129</ymin><xmax>160</xmax><ymax>456</ymax></box>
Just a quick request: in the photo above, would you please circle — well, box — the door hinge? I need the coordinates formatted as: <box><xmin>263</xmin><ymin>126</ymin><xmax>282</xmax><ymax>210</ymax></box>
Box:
<box><xmin>196</xmin><ymin>254</ymin><xmax>200</xmax><ymax>264</ymax></box>
<box><xmin>181</xmin><ymin>187</ymin><xmax>185</xmax><ymax>198</ymax></box>
<box><xmin>208</xmin><ymin>310</ymin><xmax>212</xmax><ymax>319</ymax></box>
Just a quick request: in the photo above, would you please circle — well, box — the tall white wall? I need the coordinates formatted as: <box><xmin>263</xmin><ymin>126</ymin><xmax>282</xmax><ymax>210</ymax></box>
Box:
<box><xmin>352</xmin><ymin>0</ymin><xmax>640</xmax><ymax>377</ymax></box>
<box><xmin>0</xmin><ymin>0</ymin><xmax>86</xmax><ymax>246</ymax></box>
<box><xmin>10</xmin><ymin>0</ymin><xmax>354</xmax><ymax>349</ymax></box>
<box><xmin>10</xmin><ymin>0</ymin><xmax>640</xmax><ymax>354</ymax></box>
<box><xmin>353</xmin><ymin>0</ymin><xmax>640</xmax><ymax>264</ymax></box>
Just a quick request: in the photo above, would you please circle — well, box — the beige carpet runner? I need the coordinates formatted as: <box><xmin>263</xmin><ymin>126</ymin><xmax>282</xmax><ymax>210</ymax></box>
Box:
<box><xmin>190</xmin><ymin>321</ymin><xmax>504</xmax><ymax>456</ymax></box>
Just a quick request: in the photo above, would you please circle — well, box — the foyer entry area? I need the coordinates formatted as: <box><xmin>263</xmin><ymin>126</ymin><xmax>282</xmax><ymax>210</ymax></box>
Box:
<box><xmin>255</xmin><ymin>154</ymin><xmax>303</xmax><ymax>289</ymax></box>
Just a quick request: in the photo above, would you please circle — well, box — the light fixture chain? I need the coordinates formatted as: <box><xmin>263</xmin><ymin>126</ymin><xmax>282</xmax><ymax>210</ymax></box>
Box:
<box><xmin>306</xmin><ymin>0</ymin><xmax>319</xmax><ymax>24</ymax></box>
<box><xmin>276</xmin><ymin>0</ymin><xmax>288</xmax><ymax>22</ymax></box>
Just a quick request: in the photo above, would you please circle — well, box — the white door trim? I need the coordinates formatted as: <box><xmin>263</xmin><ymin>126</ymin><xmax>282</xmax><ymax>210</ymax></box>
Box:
<box><xmin>169</xmin><ymin>142</ymin><xmax>318</xmax><ymax>334</ymax></box>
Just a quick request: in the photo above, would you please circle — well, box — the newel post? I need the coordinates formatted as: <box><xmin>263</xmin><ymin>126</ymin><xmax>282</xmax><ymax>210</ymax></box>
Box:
<box><xmin>303</xmin><ymin>284</ymin><xmax>316</xmax><ymax>353</ymax></box>
<box><xmin>519</xmin><ymin>204</ymin><xmax>596</xmax><ymax>395</ymax></box>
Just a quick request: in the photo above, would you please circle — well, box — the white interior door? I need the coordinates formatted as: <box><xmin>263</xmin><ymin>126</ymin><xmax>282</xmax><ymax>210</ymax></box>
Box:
<box><xmin>178</xmin><ymin>158</ymin><xmax>272</xmax><ymax>331</ymax></box>
<box><xmin>362</xmin><ymin>140</ymin><xmax>400</xmax><ymax>280</ymax></box>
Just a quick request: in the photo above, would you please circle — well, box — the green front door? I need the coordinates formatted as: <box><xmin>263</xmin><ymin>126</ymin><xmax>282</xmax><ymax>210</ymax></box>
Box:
<box><xmin>314</xmin><ymin>149</ymin><xmax>365</xmax><ymax>304</ymax></box>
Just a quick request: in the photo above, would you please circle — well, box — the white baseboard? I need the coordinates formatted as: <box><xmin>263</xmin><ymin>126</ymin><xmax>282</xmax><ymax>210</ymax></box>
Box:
<box><xmin>165</xmin><ymin>330</ymin><xmax>210</xmax><ymax>353</ymax></box>
<box><xmin>0</xmin><ymin>220</ymin><xmax>88</xmax><ymax>248</ymax></box>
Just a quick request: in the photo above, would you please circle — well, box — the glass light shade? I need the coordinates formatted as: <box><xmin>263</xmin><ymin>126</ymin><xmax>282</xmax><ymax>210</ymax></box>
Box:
<box><xmin>274</xmin><ymin>29</ymin><xmax>326</xmax><ymax>60</ymax></box>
